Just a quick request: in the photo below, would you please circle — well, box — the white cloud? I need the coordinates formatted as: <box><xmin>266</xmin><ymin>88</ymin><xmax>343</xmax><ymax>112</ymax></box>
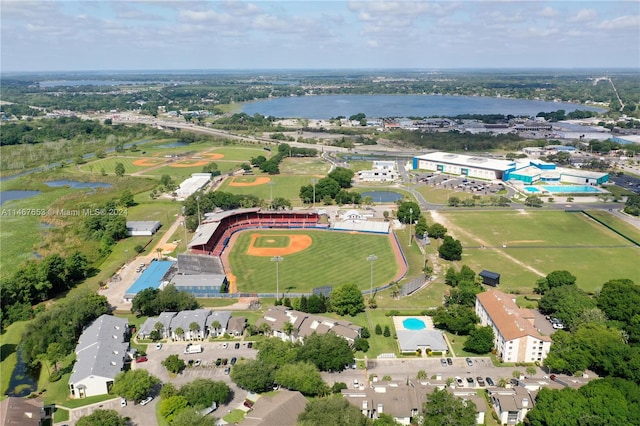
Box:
<box><xmin>539</xmin><ymin>7</ymin><xmax>558</xmax><ymax>18</ymax></box>
<box><xmin>596</xmin><ymin>15</ymin><xmax>640</xmax><ymax>30</ymax></box>
<box><xmin>570</xmin><ymin>9</ymin><xmax>597</xmax><ymax>23</ymax></box>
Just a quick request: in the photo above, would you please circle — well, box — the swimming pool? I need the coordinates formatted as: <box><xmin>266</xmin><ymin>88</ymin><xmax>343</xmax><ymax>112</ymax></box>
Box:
<box><xmin>523</xmin><ymin>185</ymin><xmax>603</xmax><ymax>194</ymax></box>
<box><xmin>402</xmin><ymin>318</ymin><xmax>426</xmax><ymax>331</ymax></box>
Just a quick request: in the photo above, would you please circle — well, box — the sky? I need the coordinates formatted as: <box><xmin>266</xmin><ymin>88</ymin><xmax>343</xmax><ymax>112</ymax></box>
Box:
<box><xmin>1</xmin><ymin>1</ymin><xmax>639</xmax><ymax>72</ymax></box>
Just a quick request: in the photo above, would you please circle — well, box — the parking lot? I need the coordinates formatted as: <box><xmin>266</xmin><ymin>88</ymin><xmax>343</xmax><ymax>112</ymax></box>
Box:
<box><xmin>134</xmin><ymin>340</ymin><xmax>257</xmax><ymax>386</ymax></box>
<box><xmin>417</xmin><ymin>173</ymin><xmax>505</xmax><ymax>195</ymax></box>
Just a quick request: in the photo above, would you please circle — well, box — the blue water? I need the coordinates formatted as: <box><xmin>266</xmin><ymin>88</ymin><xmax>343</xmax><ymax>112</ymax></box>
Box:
<box><xmin>0</xmin><ymin>190</ymin><xmax>41</xmax><ymax>205</ymax></box>
<box><xmin>242</xmin><ymin>94</ymin><xmax>605</xmax><ymax>119</ymax></box>
<box><xmin>46</xmin><ymin>180</ymin><xmax>112</xmax><ymax>189</ymax></box>
<box><xmin>158</xmin><ymin>141</ymin><xmax>190</xmax><ymax>148</ymax></box>
<box><xmin>524</xmin><ymin>185</ymin><xmax>601</xmax><ymax>194</ymax></box>
<box><xmin>361</xmin><ymin>191</ymin><xmax>403</xmax><ymax>203</ymax></box>
<box><xmin>403</xmin><ymin>318</ymin><xmax>426</xmax><ymax>331</ymax></box>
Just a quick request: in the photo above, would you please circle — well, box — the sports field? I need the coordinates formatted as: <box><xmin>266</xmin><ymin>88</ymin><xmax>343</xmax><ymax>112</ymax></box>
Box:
<box><xmin>218</xmin><ymin>174</ymin><xmax>319</xmax><ymax>205</ymax></box>
<box><xmin>432</xmin><ymin>210</ymin><xmax>640</xmax><ymax>292</ymax></box>
<box><xmin>227</xmin><ymin>229</ymin><xmax>399</xmax><ymax>294</ymax></box>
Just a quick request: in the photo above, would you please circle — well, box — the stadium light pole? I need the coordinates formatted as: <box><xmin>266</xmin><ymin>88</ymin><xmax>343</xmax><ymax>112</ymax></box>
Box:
<box><xmin>271</xmin><ymin>256</ymin><xmax>283</xmax><ymax>301</ymax></box>
<box><xmin>409</xmin><ymin>207</ymin><xmax>413</xmax><ymax>246</ymax></box>
<box><xmin>367</xmin><ymin>254</ymin><xmax>377</xmax><ymax>298</ymax></box>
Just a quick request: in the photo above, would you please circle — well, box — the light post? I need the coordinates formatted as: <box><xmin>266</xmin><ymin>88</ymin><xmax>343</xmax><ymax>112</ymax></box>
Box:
<box><xmin>271</xmin><ymin>256</ymin><xmax>283</xmax><ymax>301</ymax></box>
<box><xmin>409</xmin><ymin>207</ymin><xmax>413</xmax><ymax>246</ymax></box>
<box><xmin>367</xmin><ymin>254</ymin><xmax>377</xmax><ymax>298</ymax></box>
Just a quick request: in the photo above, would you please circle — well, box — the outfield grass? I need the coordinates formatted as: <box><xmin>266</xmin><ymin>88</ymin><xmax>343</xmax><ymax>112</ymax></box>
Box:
<box><xmin>440</xmin><ymin>210</ymin><xmax>640</xmax><ymax>292</ymax></box>
<box><xmin>228</xmin><ymin>230</ymin><xmax>398</xmax><ymax>294</ymax></box>
<box><xmin>80</xmin><ymin>156</ymin><xmax>163</xmax><ymax>175</ymax></box>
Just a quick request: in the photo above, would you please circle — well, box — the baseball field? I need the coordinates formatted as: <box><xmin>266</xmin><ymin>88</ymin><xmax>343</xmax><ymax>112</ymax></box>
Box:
<box><xmin>226</xmin><ymin>229</ymin><xmax>400</xmax><ymax>295</ymax></box>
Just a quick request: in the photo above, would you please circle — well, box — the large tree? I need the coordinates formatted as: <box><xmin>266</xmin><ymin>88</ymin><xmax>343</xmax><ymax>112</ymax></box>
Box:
<box><xmin>538</xmin><ymin>285</ymin><xmax>596</xmax><ymax>328</ymax></box>
<box><xmin>534</xmin><ymin>270</ymin><xmax>577</xmax><ymax>294</ymax></box>
<box><xmin>421</xmin><ymin>388</ymin><xmax>477</xmax><ymax>426</ymax></box>
<box><xmin>111</xmin><ymin>369</ymin><xmax>160</xmax><ymax>402</ymax></box>
<box><xmin>179</xmin><ymin>379</ymin><xmax>230</xmax><ymax>408</ymax></box>
<box><xmin>438</xmin><ymin>235</ymin><xmax>463</xmax><ymax>261</ymax></box>
<box><xmin>297</xmin><ymin>332</ymin><xmax>354</xmax><ymax>372</ymax></box>
<box><xmin>298</xmin><ymin>395</ymin><xmax>370</xmax><ymax>426</ymax></box>
<box><xmin>256</xmin><ymin>337</ymin><xmax>298</xmax><ymax>368</ymax></box>
<box><xmin>170</xmin><ymin>408</ymin><xmax>217</xmax><ymax>426</ymax></box>
<box><xmin>330</xmin><ymin>283</ymin><xmax>365</xmax><ymax>316</ymax></box>
<box><xmin>76</xmin><ymin>409</ymin><xmax>127</xmax><ymax>426</ymax></box>
<box><xmin>274</xmin><ymin>361</ymin><xmax>329</xmax><ymax>396</ymax></box>
<box><xmin>162</xmin><ymin>354</ymin><xmax>186</xmax><ymax>374</ymax></box>
<box><xmin>397</xmin><ymin>201</ymin><xmax>421</xmax><ymax>224</ymax></box>
<box><xmin>433</xmin><ymin>304</ymin><xmax>479</xmax><ymax>335</ymax></box>
<box><xmin>463</xmin><ymin>326</ymin><xmax>495</xmax><ymax>354</ymax></box>
<box><xmin>328</xmin><ymin>167</ymin><xmax>355</xmax><ymax>188</ymax></box>
<box><xmin>159</xmin><ymin>396</ymin><xmax>189</xmax><ymax>423</ymax></box>
<box><xmin>230</xmin><ymin>359</ymin><xmax>275</xmax><ymax>393</ymax></box>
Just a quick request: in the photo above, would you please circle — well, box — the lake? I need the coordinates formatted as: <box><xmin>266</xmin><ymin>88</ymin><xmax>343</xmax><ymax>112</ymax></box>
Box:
<box><xmin>242</xmin><ymin>94</ymin><xmax>606</xmax><ymax>119</ymax></box>
<box><xmin>46</xmin><ymin>180</ymin><xmax>112</xmax><ymax>189</ymax></box>
<box><xmin>0</xmin><ymin>190</ymin><xmax>41</xmax><ymax>205</ymax></box>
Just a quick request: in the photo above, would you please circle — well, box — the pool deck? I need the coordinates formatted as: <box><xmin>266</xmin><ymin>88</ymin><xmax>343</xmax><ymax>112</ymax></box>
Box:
<box><xmin>393</xmin><ymin>315</ymin><xmax>434</xmax><ymax>332</ymax></box>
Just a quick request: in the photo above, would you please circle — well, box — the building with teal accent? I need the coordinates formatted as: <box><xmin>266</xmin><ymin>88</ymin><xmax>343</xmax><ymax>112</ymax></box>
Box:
<box><xmin>413</xmin><ymin>151</ymin><xmax>608</xmax><ymax>185</ymax></box>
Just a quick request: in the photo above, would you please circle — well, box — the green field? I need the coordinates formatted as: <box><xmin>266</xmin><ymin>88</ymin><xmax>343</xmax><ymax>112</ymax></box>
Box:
<box><xmin>437</xmin><ymin>210</ymin><xmax>640</xmax><ymax>292</ymax></box>
<box><xmin>80</xmin><ymin>156</ymin><xmax>163</xmax><ymax>175</ymax></box>
<box><xmin>279</xmin><ymin>157</ymin><xmax>330</xmax><ymax>175</ymax></box>
<box><xmin>219</xmin><ymin>174</ymin><xmax>319</xmax><ymax>206</ymax></box>
<box><xmin>228</xmin><ymin>229</ymin><xmax>399</xmax><ymax>294</ymax></box>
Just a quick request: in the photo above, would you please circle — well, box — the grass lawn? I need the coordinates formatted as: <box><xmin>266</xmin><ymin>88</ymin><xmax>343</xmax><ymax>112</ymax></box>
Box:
<box><xmin>280</xmin><ymin>157</ymin><xmax>330</xmax><ymax>175</ymax></box>
<box><xmin>80</xmin><ymin>156</ymin><xmax>163</xmax><ymax>175</ymax></box>
<box><xmin>584</xmin><ymin>210</ymin><xmax>640</xmax><ymax>243</ymax></box>
<box><xmin>53</xmin><ymin>407</ymin><xmax>69</xmax><ymax>422</ymax></box>
<box><xmin>228</xmin><ymin>230</ymin><xmax>398</xmax><ymax>294</ymax></box>
<box><xmin>0</xmin><ymin>321</ymin><xmax>28</xmax><ymax>398</ymax></box>
<box><xmin>443</xmin><ymin>331</ymin><xmax>478</xmax><ymax>358</ymax></box>
<box><xmin>440</xmin><ymin>210</ymin><xmax>640</xmax><ymax>292</ymax></box>
<box><xmin>223</xmin><ymin>409</ymin><xmax>246</xmax><ymax>423</ymax></box>
<box><xmin>414</xmin><ymin>185</ymin><xmax>466</xmax><ymax>205</ymax></box>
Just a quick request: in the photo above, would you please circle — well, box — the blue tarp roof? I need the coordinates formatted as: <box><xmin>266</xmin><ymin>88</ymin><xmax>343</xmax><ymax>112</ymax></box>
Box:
<box><xmin>125</xmin><ymin>260</ymin><xmax>174</xmax><ymax>297</ymax></box>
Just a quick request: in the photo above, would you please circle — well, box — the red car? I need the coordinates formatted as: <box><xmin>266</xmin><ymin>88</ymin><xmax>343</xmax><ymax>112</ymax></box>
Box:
<box><xmin>135</xmin><ymin>356</ymin><xmax>148</xmax><ymax>363</ymax></box>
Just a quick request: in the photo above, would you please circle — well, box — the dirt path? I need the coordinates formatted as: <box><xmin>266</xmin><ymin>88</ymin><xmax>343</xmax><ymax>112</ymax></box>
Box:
<box><xmin>429</xmin><ymin>210</ymin><xmax>545</xmax><ymax>277</ymax></box>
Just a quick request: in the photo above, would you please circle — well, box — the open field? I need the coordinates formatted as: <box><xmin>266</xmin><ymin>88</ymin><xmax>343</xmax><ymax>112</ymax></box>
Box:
<box><xmin>219</xmin><ymin>174</ymin><xmax>319</xmax><ymax>205</ymax></box>
<box><xmin>228</xmin><ymin>229</ymin><xmax>398</xmax><ymax>294</ymax></box>
<box><xmin>279</xmin><ymin>157</ymin><xmax>330</xmax><ymax>175</ymax></box>
<box><xmin>80</xmin><ymin>156</ymin><xmax>165</xmax><ymax>175</ymax></box>
<box><xmin>415</xmin><ymin>185</ymin><xmax>474</xmax><ymax>205</ymax></box>
<box><xmin>584</xmin><ymin>210</ymin><xmax>640</xmax><ymax>243</ymax></box>
<box><xmin>434</xmin><ymin>210</ymin><xmax>640</xmax><ymax>292</ymax></box>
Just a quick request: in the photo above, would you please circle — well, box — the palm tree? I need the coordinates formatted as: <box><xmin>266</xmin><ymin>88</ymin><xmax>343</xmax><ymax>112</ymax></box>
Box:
<box><xmin>156</xmin><ymin>247</ymin><xmax>163</xmax><ymax>259</ymax></box>
<box><xmin>174</xmin><ymin>327</ymin><xmax>184</xmax><ymax>341</ymax></box>
<box><xmin>283</xmin><ymin>321</ymin><xmax>294</xmax><ymax>337</ymax></box>
<box><xmin>211</xmin><ymin>320</ymin><xmax>221</xmax><ymax>336</ymax></box>
<box><xmin>189</xmin><ymin>322</ymin><xmax>200</xmax><ymax>340</ymax></box>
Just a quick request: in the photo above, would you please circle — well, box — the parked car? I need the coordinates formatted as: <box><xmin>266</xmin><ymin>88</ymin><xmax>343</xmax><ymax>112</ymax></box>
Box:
<box><xmin>353</xmin><ymin>379</ymin><xmax>359</xmax><ymax>386</ymax></box>
<box><xmin>440</xmin><ymin>358</ymin><xmax>447</xmax><ymax>367</ymax></box>
<box><xmin>194</xmin><ymin>359</ymin><xmax>202</xmax><ymax>367</ymax></box>
<box><xmin>135</xmin><ymin>356</ymin><xmax>148</xmax><ymax>363</ymax></box>
<box><xmin>230</xmin><ymin>357</ymin><xmax>237</xmax><ymax>365</ymax></box>
<box><xmin>224</xmin><ymin>367</ymin><xmax>230</xmax><ymax>375</ymax></box>
<box><xmin>466</xmin><ymin>357</ymin><xmax>474</xmax><ymax>367</ymax></box>
<box><xmin>486</xmin><ymin>377</ymin><xmax>495</xmax><ymax>386</ymax></box>
<box><xmin>234</xmin><ymin>342</ymin><xmax>240</xmax><ymax>349</ymax></box>
<box><xmin>155</xmin><ymin>343</ymin><xmax>162</xmax><ymax>350</ymax></box>
<box><xmin>446</xmin><ymin>358</ymin><xmax>453</xmax><ymax>365</ymax></box>
<box><xmin>215</xmin><ymin>358</ymin><xmax>222</xmax><ymax>366</ymax></box>
<box><xmin>466</xmin><ymin>377</ymin><xmax>475</xmax><ymax>386</ymax></box>
<box><xmin>455</xmin><ymin>376</ymin><xmax>464</xmax><ymax>387</ymax></box>
<box><xmin>120</xmin><ymin>398</ymin><xmax>127</xmax><ymax>407</ymax></box>
<box><xmin>222</xmin><ymin>342</ymin><xmax>228</xmax><ymax>349</ymax></box>
<box><xmin>247</xmin><ymin>342</ymin><xmax>253</xmax><ymax>349</ymax></box>
<box><xmin>140</xmin><ymin>396</ymin><xmax>153</xmax><ymax>406</ymax></box>
<box><xmin>476</xmin><ymin>377</ymin><xmax>486</xmax><ymax>387</ymax></box>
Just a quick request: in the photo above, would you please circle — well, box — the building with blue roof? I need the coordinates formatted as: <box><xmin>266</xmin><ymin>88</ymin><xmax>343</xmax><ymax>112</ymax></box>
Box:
<box><xmin>124</xmin><ymin>260</ymin><xmax>175</xmax><ymax>302</ymax></box>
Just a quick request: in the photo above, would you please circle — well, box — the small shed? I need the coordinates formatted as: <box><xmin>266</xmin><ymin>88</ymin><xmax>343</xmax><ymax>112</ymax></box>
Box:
<box><xmin>479</xmin><ymin>270</ymin><xmax>500</xmax><ymax>287</ymax></box>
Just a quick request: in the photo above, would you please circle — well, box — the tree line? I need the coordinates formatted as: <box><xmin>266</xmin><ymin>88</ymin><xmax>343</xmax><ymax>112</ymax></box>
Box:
<box><xmin>0</xmin><ymin>251</ymin><xmax>89</xmax><ymax>329</ymax></box>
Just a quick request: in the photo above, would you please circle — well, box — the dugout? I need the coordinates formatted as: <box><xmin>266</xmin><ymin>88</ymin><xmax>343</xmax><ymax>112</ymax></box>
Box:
<box><xmin>479</xmin><ymin>270</ymin><xmax>500</xmax><ymax>287</ymax></box>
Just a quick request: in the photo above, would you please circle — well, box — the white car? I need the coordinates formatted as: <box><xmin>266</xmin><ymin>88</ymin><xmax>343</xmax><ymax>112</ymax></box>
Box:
<box><xmin>221</xmin><ymin>343</ymin><xmax>228</xmax><ymax>349</ymax></box>
<box><xmin>140</xmin><ymin>396</ymin><xmax>153</xmax><ymax>406</ymax></box>
<box><xmin>120</xmin><ymin>398</ymin><xmax>127</xmax><ymax>407</ymax></box>
<box><xmin>155</xmin><ymin>343</ymin><xmax>162</xmax><ymax>350</ymax></box>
